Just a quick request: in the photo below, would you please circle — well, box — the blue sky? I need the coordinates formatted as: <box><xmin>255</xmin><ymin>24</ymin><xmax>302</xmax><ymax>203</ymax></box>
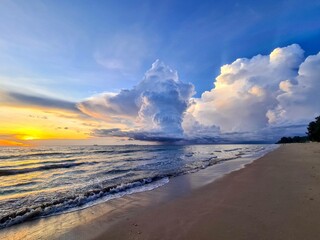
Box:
<box><xmin>1</xmin><ymin>0</ymin><xmax>320</xmax><ymax>145</ymax></box>
<box><xmin>1</xmin><ymin>0</ymin><xmax>319</xmax><ymax>99</ymax></box>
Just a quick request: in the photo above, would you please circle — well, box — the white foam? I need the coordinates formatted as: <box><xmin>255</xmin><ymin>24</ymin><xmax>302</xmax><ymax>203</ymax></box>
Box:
<box><xmin>58</xmin><ymin>177</ymin><xmax>170</xmax><ymax>215</ymax></box>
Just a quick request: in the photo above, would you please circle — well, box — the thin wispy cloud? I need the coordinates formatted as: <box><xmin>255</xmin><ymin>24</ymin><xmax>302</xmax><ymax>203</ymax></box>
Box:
<box><xmin>0</xmin><ymin>91</ymin><xmax>79</xmax><ymax>113</ymax></box>
<box><xmin>94</xmin><ymin>31</ymin><xmax>153</xmax><ymax>74</ymax></box>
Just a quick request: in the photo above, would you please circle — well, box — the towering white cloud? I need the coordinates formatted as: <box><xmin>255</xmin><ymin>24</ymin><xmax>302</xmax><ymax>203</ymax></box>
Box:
<box><xmin>186</xmin><ymin>44</ymin><xmax>320</xmax><ymax>141</ymax></box>
<box><xmin>267</xmin><ymin>51</ymin><xmax>320</xmax><ymax>126</ymax></box>
<box><xmin>79</xmin><ymin>44</ymin><xmax>320</xmax><ymax>142</ymax></box>
<box><xmin>78</xmin><ymin>60</ymin><xmax>195</xmax><ymax>140</ymax></box>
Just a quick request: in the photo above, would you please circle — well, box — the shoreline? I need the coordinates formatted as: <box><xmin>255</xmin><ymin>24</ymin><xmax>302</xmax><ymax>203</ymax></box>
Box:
<box><xmin>94</xmin><ymin>142</ymin><xmax>320</xmax><ymax>240</ymax></box>
<box><xmin>0</xmin><ymin>144</ymin><xmax>275</xmax><ymax>240</ymax></box>
<box><xmin>2</xmin><ymin>143</ymin><xmax>319</xmax><ymax>239</ymax></box>
<box><xmin>0</xmin><ymin>144</ymin><xmax>273</xmax><ymax>231</ymax></box>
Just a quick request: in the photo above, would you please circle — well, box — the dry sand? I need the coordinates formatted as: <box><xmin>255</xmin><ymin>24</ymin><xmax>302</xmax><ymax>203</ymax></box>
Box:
<box><xmin>94</xmin><ymin>143</ymin><xmax>320</xmax><ymax>240</ymax></box>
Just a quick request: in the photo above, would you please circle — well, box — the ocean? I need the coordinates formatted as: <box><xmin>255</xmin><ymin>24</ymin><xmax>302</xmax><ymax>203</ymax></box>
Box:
<box><xmin>0</xmin><ymin>144</ymin><xmax>276</xmax><ymax>229</ymax></box>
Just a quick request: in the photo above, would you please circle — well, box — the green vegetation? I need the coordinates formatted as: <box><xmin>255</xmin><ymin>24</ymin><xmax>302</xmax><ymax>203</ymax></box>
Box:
<box><xmin>277</xmin><ymin>136</ymin><xmax>309</xmax><ymax>144</ymax></box>
<box><xmin>277</xmin><ymin>115</ymin><xmax>320</xmax><ymax>144</ymax></box>
<box><xmin>307</xmin><ymin>116</ymin><xmax>320</xmax><ymax>142</ymax></box>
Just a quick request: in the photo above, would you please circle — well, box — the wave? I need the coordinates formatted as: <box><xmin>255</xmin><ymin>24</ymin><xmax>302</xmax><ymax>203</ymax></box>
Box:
<box><xmin>0</xmin><ymin>177</ymin><xmax>169</xmax><ymax>229</ymax></box>
<box><xmin>0</xmin><ymin>144</ymin><xmax>278</xmax><ymax>230</ymax></box>
<box><xmin>0</xmin><ymin>148</ymin><xmax>146</xmax><ymax>160</ymax></box>
<box><xmin>0</xmin><ymin>158</ymin><xmax>80</xmax><ymax>169</ymax></box>
<box><xmin>0</xmin><ymin>152</ymin><xmax>67</xmax><ymax>160</ymax></box>
<box><xmin>0</xmin><ymin>162</ymin><xmax>96</xmax><ymax>176</ymax></box>
<box><xmin>0</xmin><ymin>145</ymin><xmax>180</xmax><ymax>160</ymax></box>
<box><xmin>223</xmin><ymin>148</ymin><xmax>243</xmax><ymax>152</ymax></box>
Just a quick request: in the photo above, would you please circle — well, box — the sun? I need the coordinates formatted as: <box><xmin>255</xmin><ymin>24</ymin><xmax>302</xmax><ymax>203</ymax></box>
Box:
<box><xmin>21</xmin><ymin>136</ymin><xmax>36</xmax><ymax>141</ymax></box>
<box><xmin>15</xmin><ymin>128</ymin><xmax>43</xmax><ymax>141</ymax></box>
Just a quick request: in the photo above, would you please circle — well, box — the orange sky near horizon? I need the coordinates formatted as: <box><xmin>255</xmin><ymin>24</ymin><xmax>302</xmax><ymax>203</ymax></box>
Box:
<box><xmin>0</xmin><ymin>105</ymin><xmax>126</xmax><ymax>146</ymax></box>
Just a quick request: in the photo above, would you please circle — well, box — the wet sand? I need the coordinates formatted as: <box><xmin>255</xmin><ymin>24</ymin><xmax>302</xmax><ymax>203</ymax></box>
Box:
<box><xmin>94</xmin><ymin>143</ymin><xmax>320</xmax><ymax>240</ymax></box>
<box><xmin>1</xmin><ymin>143</ymin><xmax>320</xmax><ymax>240</ymax></box>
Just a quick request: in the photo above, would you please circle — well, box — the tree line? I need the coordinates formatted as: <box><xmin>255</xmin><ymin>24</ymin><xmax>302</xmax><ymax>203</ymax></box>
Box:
<box><xmin>277</xmin><ymin>116</ymin><xmax>320</xmax><ymax>144</ymax></box>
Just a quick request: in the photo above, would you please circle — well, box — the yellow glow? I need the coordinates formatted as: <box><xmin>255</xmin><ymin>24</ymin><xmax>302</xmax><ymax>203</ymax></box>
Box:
<box><xmin>0</xmin><ymin>105</ymin><xmax>127</xmax><ymax>146</ymax></box>
<box><xmin>20</xmin><ymin>136</ymin><xmax>35</xmax><ymax>141</ymax></box>
<box><xmin>270</xmin><ymin>47</ymin><xmax>283</xmax><ymax>63</ymax></box>
<box><xmin>0</xmin><ymin>107</ymin><xmax>88</xmax><ymax>140</ymax></box>
<box><xmin>15</xmin><ymin>127</ymin><xmax>47</xmax><ymax>141</ymax></box>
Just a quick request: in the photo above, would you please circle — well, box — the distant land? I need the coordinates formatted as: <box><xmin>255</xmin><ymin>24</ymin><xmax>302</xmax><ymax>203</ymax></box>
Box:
<box><xmin>277</xmin><ymin>115</ymin><xmax>320</xmax><ymax>144</ymax></box>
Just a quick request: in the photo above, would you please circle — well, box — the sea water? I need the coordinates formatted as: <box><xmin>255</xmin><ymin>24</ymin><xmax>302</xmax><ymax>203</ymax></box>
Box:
<box><xmin>0</xmin><ymin>144</ymin><xmax>277</xmax><ymax>228</ymax></box>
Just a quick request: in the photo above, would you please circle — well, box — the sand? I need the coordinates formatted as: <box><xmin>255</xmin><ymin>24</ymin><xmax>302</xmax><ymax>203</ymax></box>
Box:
<box><xmin>93</xmin><ymin>143</ymin><xmax>320</xmax><ymax>240</ymax></box>
<box><xmin>1</xmin><ymin>143</ymin><xmax>320</xmax><ymax>240</ymax></box>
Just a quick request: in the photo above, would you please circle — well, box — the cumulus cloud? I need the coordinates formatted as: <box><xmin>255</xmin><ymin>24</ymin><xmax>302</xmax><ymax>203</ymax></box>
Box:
<box><xmin>81</xmin><ymin>44</ymin><xmax>320</xmax><ymax>143</ymax></box>
<box><xmin>186</xmin><ymin>44</ymin><xmax>320</xmax><ymax>141</ymax></box>
<box><xmin>267</xmin><ymin>51</ymin><xmax>320</xmax><ymax>126</ymax></box>
<box><xmin>79</xmin><ymin>60</ymin><xmax>195</xmax><ymax>141</ymax></box>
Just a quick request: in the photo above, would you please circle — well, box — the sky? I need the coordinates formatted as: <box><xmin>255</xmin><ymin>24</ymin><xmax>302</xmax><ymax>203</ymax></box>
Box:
<box><xmin>0</xmin><ymin>0</ymin><xmax>320</xmax><ymax>146</ymax></box>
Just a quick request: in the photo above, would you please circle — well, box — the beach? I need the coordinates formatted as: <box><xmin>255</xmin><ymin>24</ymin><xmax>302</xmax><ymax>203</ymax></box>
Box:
<box><xmin>93</xmin><ymin>143</ymin><xmax>320</xmax><ymax>240</ymax></box>
<box><xmin>1</xmin><ymin>143</ymin><xmax>319</xmax><ymax>240</ymax></box>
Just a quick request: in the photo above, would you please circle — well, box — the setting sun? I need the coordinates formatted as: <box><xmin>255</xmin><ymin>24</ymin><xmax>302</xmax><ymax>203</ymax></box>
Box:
<box><xmin>15</xmin><ymin>128</ymin><xmax>42</xmax><ymax>141</ymax></box>
<box><xmin>20</xmin><ymin>135</ymin><xmax>36</xmax><ymax>141</ymax></box>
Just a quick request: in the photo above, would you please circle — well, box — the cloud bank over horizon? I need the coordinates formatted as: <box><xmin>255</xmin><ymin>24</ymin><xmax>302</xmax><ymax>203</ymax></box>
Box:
<box><xmin>78</xmin><ymin>44</ymin><xmax>320</xmax><ymax>143</ymax></box>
